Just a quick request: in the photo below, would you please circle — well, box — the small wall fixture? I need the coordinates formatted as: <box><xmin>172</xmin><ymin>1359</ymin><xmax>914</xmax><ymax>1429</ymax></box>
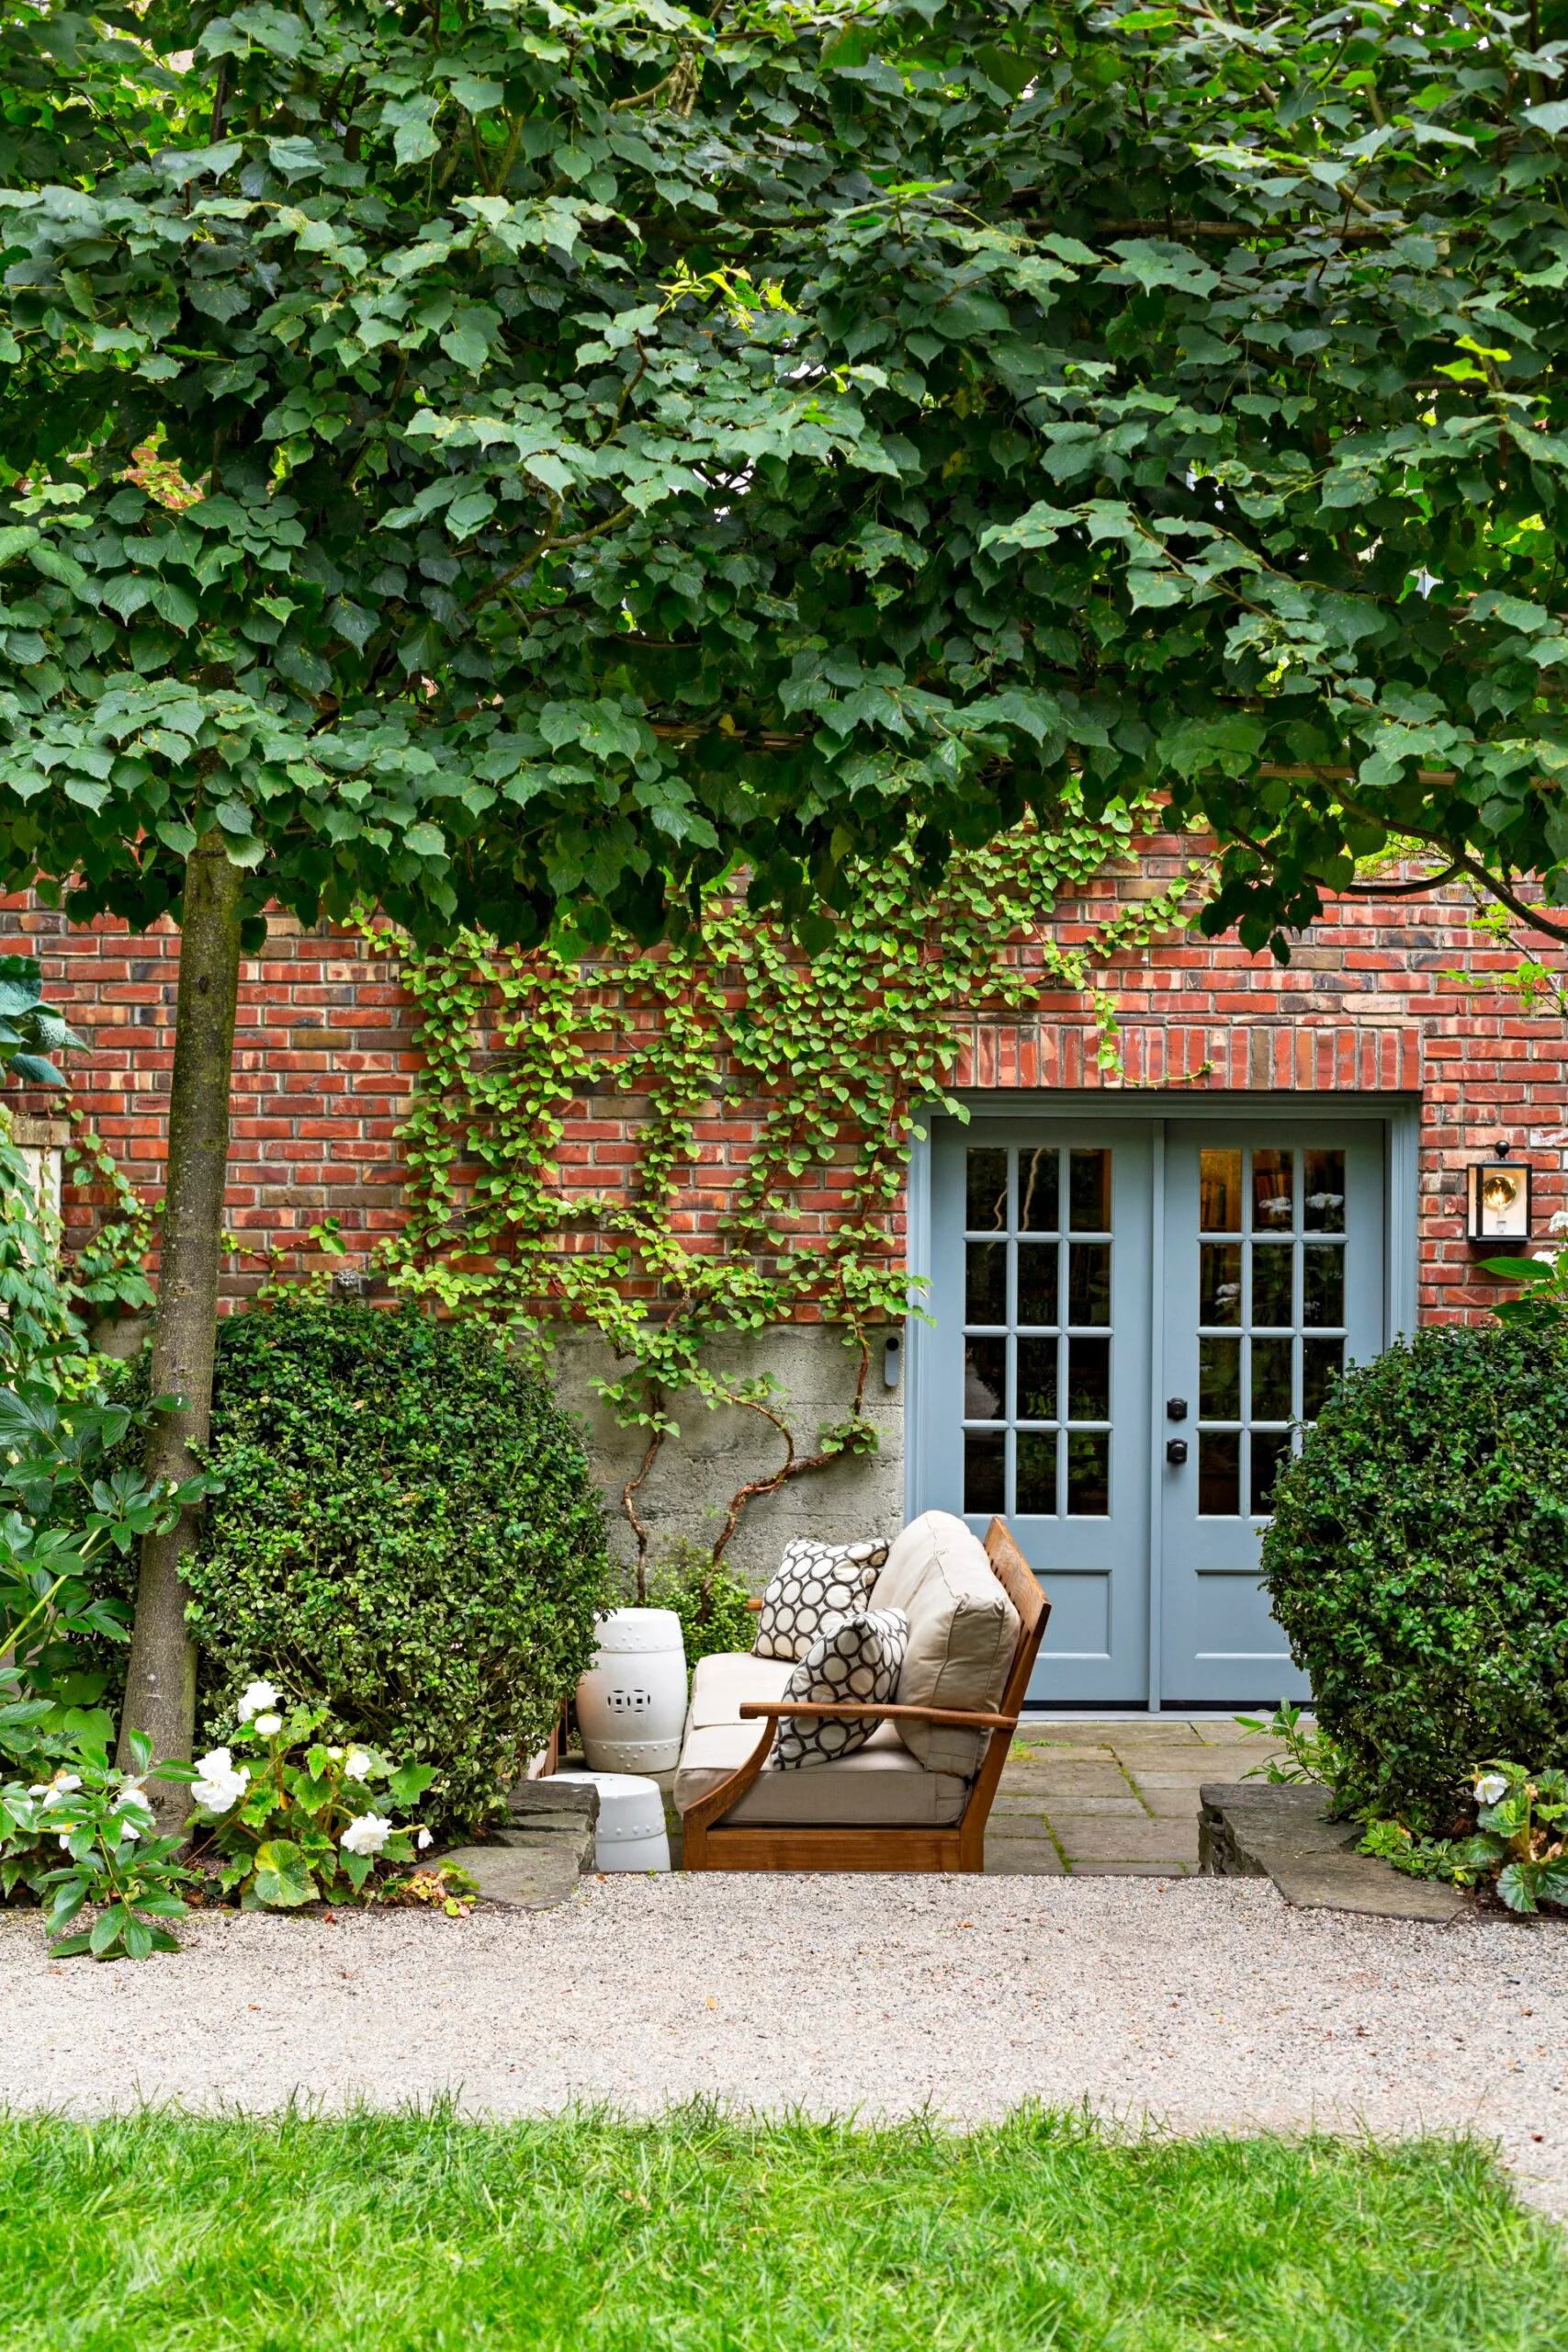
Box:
<box><xmin>1467</xmin><ymin>1142</ymin><xmax>1532</xmax><ymax>1243</ymax></box>
<box><xmin>882</xmin><ymin>1334</ymin><xmax>902</xmax><ymax>1390</ymax></box>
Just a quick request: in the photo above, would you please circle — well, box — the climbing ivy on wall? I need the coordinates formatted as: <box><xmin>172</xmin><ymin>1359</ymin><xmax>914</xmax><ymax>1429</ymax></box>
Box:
<box><xmin>378</xmin><ymin>805</ymin><xmax>1205</xmax><ymax>1582</ymax></box>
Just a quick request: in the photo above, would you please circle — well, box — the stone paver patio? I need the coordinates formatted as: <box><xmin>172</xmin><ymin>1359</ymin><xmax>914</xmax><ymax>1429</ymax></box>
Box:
<box><xmin>658</xmin><ymin>1717</ymin><xmax>1291</xmax><ymax>1873</ymax></box>
<box><xmin>984</xmin><ymin>1717</ymin><xmax>1290</xmax><ymax>1877</ymax></box>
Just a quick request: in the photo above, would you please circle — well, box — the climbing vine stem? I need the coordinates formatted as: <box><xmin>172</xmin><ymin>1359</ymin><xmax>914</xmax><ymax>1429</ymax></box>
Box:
<box><xmin>373</xmin><ymin>805</ymin><xmax>1208</xmax><ymax>1588</ymax></box>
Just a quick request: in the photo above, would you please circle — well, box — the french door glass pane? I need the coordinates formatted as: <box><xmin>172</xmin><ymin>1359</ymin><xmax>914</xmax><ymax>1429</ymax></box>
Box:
<box><xmin>1018</xmin><ymin>1244</ymin><xmax>1059</xmax><ymax>1327</ymax></box>
<box><xmin>1017</xmin><ymin>1338</ymin><xmax>1058</xmax><ymax>1421</ymax></box>
<box><xmin>1251</xmin><ymin>1148</ymin><xmax>1293</xmax><ymax>1230</ymax></box>
<box><xmin>1016</xmin><ymin>1430</ymin><xmax>1056</xmax><ymax>1515</ymax></box>
<box><xmin>1250</xmin><ymin>1429</ymin><xmax>1291</xmax><ymax>1511</ymax></box>
<box><xmin>1199</xmin><ymin>1334</ymin><xmax>1240</xmax><ymax>1419</ymax></box>
<box><xmin>1200</xmin><ymin>1148</ymin><xmax>1243</xmax><ymax>1233</ymax></box>
<box><xmin>966</xmin><ymin>1149</ymin><xmax>1008</xmax><ymax>1231</ymax></box>
<box><xmin>1019</xmin><ymin>1148</ymin><xmax>1059</xmax><ymax>1233</ymax></box>
<box><xmin>1069</xmin><ymin>1148</ymin><xmax>1111</xmax><ymax>1232</ymax></box>
<box><xmin>1067</xmin><ymin>1335</ymin><xmax>1111</xmax><ymax>1419</ymax></box>
<box><xmin>965</xmin><ymin>1241</ymin><xmax>1006</xmax><ymax>1324</ymax></box>
<box><xmin>964</xmin><ymin>1428</ymin><xmax>1005</xmax><ymax>1513</ymax></box>
<box><xmin>1251</xmin><ymin>1244</ymin><xmax>1293</xmax><ymax>1328</ymax></box>
<box><xmin>1303</xmin><ymin>1335</ymin><xmax>1345</xmax><ymax>1418</ymax></box>
<box><xmin>1250</xmin><ymin>1338</ymin><xmax>1292</xmax><ymax>1420</ymax></box>
<box><xmin>964</xmin><ymin>1336</ymin><xmax>1006</xmax><ymax>1419</ymax></box>
<box><xmin>1067</xmin><ymin>1243</ymin><xmax>1111</xmax><ymax>1325</ymax></box>
<box><xmin>1303</xmin><ymin>1149</ymin><xmax>1346</xmax><ymax>1232</ymax></box>
<box><xmin>1066</xmin><ymin>1430</ymin><xmax>1110</xmax><ymax>1515</ymax></box>
<box><xmin>1200</xmin><ymin>1430</ymin><xmax>1241</xmax><ymax>1516</ymax></box>
<box><xmin>1303</xmin><ymin>1246</ymin><xmax>1345</xmax><ymax>1328</ymax></box>
<box><xmin>1201</xmin><ymin>1243</ymin><xmax>1242</xmax><ymax>1325</ymax></box>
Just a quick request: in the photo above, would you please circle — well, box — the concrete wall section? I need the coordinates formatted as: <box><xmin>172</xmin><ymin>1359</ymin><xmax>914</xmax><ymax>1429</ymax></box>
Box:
<box><xmin>551</xmin><ymin>1325</ymin><xmax>905</xmax><ymax>1589</ymax></box>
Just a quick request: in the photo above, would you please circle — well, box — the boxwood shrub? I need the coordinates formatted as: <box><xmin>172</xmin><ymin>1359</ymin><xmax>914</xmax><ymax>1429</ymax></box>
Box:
<box><xmin>1262</xmin><ymin>1322</ymin><xmax>1568</xmax><ymax>1832</ymax></box>
<box><xmin>182</xmin><ymin>1300</ymin><xmax>610</xmax><ymax>1834</ymax></box>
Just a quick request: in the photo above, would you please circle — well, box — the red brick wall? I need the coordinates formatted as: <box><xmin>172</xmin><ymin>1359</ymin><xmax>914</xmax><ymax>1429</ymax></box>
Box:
<box><xmin>5</xmin><ymin>835</ymin><xmax>1562</xmax><ymax>1325</ymax></box>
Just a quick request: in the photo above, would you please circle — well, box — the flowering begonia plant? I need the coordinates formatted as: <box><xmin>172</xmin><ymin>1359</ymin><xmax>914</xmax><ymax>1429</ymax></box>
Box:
<box><xmin>188</xmin><ymin>1690</ymin><xmax>438</xmax><ymax>1910</ymax></box>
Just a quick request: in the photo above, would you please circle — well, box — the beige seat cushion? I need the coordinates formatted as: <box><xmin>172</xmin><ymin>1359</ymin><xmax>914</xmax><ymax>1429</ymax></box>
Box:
<box><xmin>674</xmin><ymin>1720</ymin><xmax>968</xmax><ymax>1826</ymax></box>
<box><xmin>870</xmin><ymin>1510</ymin><xmax>1022</xmax><ymax>1776</ymax></box>
<box><xmin>685</xmin><ymin>1651</ymin><xmax>793</xmax><ymax>1733</ymax></box>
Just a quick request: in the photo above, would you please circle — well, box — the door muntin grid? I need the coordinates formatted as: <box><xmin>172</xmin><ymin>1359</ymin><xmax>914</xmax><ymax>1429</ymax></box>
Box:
<box><xmin>961</xmin><ymin>1144</ymin><xmax>1113</xmax><ymax>1519</ymax></box>
<box><xmin>1195</xmin><ymin>1144</ymin><xmax>1347</xmax><ymax>1518</ymax></box>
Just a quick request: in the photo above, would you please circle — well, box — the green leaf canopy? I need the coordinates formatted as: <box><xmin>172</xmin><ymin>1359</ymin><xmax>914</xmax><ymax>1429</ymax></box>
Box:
<box><xmin>1</xmin><ymin>0</ymin><xmax>1566</xmax><ymax>950</ymax></box>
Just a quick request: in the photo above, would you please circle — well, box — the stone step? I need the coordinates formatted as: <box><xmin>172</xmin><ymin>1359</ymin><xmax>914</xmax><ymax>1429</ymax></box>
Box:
<box><xmin>1199</xmin><ymin>1781</ymin><xmax>1471</xmax><ymax>1922</ymax></box>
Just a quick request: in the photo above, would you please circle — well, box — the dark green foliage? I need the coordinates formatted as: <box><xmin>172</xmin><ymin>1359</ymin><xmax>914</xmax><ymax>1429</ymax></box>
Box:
<box><xmin>0</xmin><ymin>956</ymin><xmax>83</xmax><ymax>1089</ymax></box>
<box><xmin>1262</xmin><ymin>1325</ymin><xmax>1568</xmax><ymax>1833</ymax></box>
<box><xmin>5</xmin><ymin>4</ymin><xmax>1568</xmax><ymax>954</ymax></box>
<box><xmin>183</xmin><ymin>1301</ymin><xmax>609</xmax><ymax>1834</ymax></box>
<box><xmin>642</xmin><ymin>1542</ymin><xmax>757</xmax><ymax>1671</ymax></box>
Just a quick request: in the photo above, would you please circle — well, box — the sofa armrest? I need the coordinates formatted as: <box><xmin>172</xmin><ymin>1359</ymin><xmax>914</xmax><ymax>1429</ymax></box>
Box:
<box><xmin>739</xmin><ymin>1700</ymin><xmax>1016</xmax><ymax>1731</ymax></box>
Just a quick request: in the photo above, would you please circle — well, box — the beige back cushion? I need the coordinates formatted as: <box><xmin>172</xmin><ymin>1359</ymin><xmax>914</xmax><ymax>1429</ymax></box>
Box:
<box><xmin>871</xmin><ymin>1510</ymin><xmax>1021</xmax><ymax>1776</ymax></box>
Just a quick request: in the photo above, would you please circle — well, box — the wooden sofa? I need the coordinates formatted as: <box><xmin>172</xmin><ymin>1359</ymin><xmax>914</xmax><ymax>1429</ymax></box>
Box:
<box><xmin>679</xmin><ymin>1514</ymin><xmax>1049</xmax><ymax>1873</ymax></box>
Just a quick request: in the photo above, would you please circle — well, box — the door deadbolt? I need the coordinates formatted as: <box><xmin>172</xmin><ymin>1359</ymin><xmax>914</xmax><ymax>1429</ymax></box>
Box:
<box><xmin>1167</xmin><ymin>1396</ymin><xmax>1189</xmax><ymax>1421</ymax></box>
<box><xmin>1166</xmin><ymin>1438</ymin><xmax>1189</xmax><ymax>1466</ymax></box>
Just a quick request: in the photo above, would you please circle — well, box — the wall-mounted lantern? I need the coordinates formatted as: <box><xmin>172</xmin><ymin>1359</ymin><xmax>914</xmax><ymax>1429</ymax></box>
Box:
<box><xmin>1467</xmin><ymin>1141</ymin><xmax>1532</xmax><ymax>1243</ymax></box>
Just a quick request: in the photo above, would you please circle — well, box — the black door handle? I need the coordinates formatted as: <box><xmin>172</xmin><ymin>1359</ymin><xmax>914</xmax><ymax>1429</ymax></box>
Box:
<box><xmin>1166</xmin><ymin>1438</ymin><xmax>1189</xmax><ymax>1466</ymax></box>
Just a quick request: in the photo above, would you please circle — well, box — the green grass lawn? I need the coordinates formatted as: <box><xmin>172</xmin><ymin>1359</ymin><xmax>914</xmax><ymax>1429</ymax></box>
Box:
<box><xmin>1</xmin><ymin>2105</ymin><xmax>1562</xmax><ymax>2351</ymax></box>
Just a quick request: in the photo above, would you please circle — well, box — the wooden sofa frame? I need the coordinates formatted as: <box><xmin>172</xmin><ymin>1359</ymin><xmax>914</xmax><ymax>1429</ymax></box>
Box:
<box><xmin>681</xmin><ymin>1517</ymin><xmax>1049</xmax><ymax>1873</ymax></box>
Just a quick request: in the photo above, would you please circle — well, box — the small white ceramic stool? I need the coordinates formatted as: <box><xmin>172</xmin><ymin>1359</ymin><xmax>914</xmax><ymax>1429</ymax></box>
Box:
<box><xmin>574</xmin><ymin>1607</ymin><xmax>687</xmax><ymax>1771</ymax></box>
<box><xmin>557</xmin><ymin>1770</ymin><xmax>671</xmax><ymax>1873</ymax></box>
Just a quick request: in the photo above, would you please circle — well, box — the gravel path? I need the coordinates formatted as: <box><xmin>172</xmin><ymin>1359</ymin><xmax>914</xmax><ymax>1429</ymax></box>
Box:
<box><xmin>4</xmin><ymin>1876</ymin><xmax>1565</xmax><ymax>2214</ymax></box>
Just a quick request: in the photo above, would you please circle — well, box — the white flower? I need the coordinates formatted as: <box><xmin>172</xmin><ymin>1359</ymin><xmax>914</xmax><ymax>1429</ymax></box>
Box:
<box><xmin>192</xmin><ymin>1747</ymin><xmax>250</xmax><ymax>1814</ymax></box>
<box><xmin>1474</xmin><ymin>1772</ymin><xmax>1509</xmax><ymax>1807</ymax></box>
<box><xmin>253</xmin><ymin>1713</ymin><xmax>284</xmax><ymax>1738</ymax></box>
<box><xmin>344</xmin><ymin>1747</ymin><xmax>372</xmax><ymax>1782</ymax></box>
<box><xmin>416</xmin><ymin>1827</ymin><xmax>433</xmax><ymax>1850</ymax></box>
<box><xmin>27</xmin><ymin>1783</ymin><xmax>46</xmax><ymax>1798</ymax></box>
<box><xmin>40</xmin><ymin>1772</ymin><xmax>82</xmax><ymax>1810</ymax></box>
<box><xmin>340</xmin><ymin>1812</ymin><xmax>392</xmax><ymax>1858</ymax></box>
<box><xmin>115</xmin><ymin>1788</ymin><xmax>153</xmax><ymax>1818</ymax></box>
<box><xmin>236</xmin><ymin>1679</ymin><xmax>280</xmax><ymax>1724</ymax></box>
<box><xmin>326</xmin><ymin>1747</ymin><xmax>344</xmax><ymax>1762</ymax></box>
<box><xmin>57</xmin><ymin>1832</ymin><xmax>71</xmax><ymax>1849</ymax></box>
<box><xmin>118</xmin><ymin>1817</ymin><xmax>141</xmax><ymax>1842</ymax></box>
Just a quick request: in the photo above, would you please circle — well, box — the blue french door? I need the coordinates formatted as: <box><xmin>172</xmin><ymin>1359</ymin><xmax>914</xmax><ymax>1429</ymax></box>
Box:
<box><xmin>929</xmin><ymin>1122</ymin><xmax>1154</xmax><ymax>1706</ymax></box>
<box><xmin>923</xmin><ymin>1114</ymin><xmax>1388</xmax><ymax>1708</ymax></box>
<box><xmin>1157</xmin><ymin>1124</ymin><xmax>1384</xmax><ymax>1706</ymax></box>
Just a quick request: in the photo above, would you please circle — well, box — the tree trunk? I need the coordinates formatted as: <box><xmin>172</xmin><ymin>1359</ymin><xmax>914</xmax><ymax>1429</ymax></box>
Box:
<box><xmin>118</xmin><ymin>834</ymin><xmax>243</xmax><ymax>1807</ymax></box>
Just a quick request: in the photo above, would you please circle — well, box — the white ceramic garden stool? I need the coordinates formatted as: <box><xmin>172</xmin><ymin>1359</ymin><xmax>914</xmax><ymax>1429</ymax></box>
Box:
<box><xmin>557</xmin><ymin>1770</ymin><xmax>671</xmax><ymax>1873</ymax></box>
<box><xmin>574</xmin><ymin>1606</ymin><xmax>687</xmax><ymax>1773</ymax></box>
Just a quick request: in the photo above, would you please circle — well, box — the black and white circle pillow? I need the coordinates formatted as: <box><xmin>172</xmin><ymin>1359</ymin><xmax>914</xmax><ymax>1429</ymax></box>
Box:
<box><xmin>751</xmin><ymin>1536</ymin><xmax>890</xmax><ymax>1662</ymax></box>
<box><xmin>773</xmin><ymin>1608</ymin><xmax>909</xmax><ymax>1769</ymax></box>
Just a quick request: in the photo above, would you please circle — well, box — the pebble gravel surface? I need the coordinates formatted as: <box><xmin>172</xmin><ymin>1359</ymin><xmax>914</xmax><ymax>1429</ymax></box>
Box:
<box><xmin>4</xmin><ymin>1875</ymin><xmax>1564</xmax><ymax>2213</ymax></box>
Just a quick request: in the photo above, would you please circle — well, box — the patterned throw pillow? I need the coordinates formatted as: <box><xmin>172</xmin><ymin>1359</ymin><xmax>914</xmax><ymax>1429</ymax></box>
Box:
<box><xmin>773</xmin><ymin>1608</ymin><xmax>909</xmax><ymax>1769</ymax></box>
<box><xmin>751</xmin><ymin>1536</ymin><xmax>890</xmax><ymax>1662</ymax></box>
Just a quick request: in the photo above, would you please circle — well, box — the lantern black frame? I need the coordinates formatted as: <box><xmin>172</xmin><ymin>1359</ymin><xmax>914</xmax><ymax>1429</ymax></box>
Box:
<box><xmin>1466</xmin><ymin>1151</ymin><xmax>1532</xmax><ymax>1244</ymax></box>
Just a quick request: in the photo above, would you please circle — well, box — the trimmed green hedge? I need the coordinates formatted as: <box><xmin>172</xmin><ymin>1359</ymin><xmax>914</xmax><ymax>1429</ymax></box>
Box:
<box><xmin>1262</xmin><ymin>1323</ymin><xmax>1568</xmax><ymax>1832</ymax></box>
<box><xmin>182</xmin><ymin>1301</ymin><xmax>609</xmax><ymax>1834</ymax></box>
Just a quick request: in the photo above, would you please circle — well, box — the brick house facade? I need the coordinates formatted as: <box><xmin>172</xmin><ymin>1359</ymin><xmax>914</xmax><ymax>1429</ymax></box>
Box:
<box><xmin>6</xmin><ymin>835</ymin><xmax>1560</xmax><ymax>1709</ymax></box>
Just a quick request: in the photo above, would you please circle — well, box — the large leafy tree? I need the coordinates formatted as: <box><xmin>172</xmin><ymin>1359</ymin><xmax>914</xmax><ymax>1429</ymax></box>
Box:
<box><xmin>2</xmin><ymin>0</ymin><xmax>1567</xmax><ymax>1778</ymax></box>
